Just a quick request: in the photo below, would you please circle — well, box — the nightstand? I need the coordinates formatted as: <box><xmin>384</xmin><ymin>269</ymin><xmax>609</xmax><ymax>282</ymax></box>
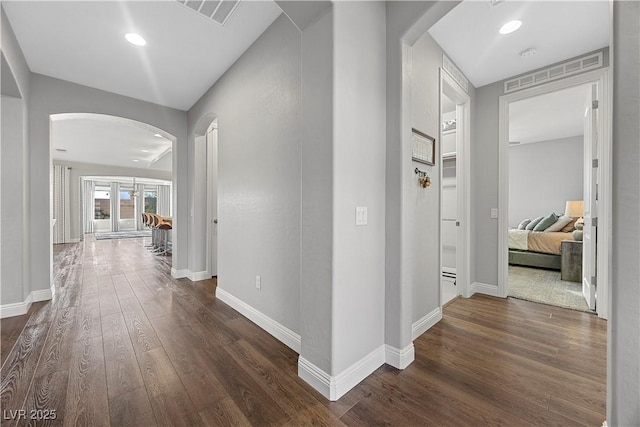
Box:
<box><xmin>561</xmin><ymin>240</ymin><xmax>583</xmax><ymax>283</ymax></box>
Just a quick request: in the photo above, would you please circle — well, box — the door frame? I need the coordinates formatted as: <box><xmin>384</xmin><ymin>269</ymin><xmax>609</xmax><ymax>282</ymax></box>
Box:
<box><xmin>497</xmin><ymin>68</ymin><xmax>611</xmax><ymax>319</ymax></box>
<box><xmin>206</xmin><ymin>120</ymin><xmax>218</xmax><ymax>278</ymax></box>
<box><xmin>439</xmin><ymin>68</ymin><xmax>471</xmax><ymax>303</ymax></box>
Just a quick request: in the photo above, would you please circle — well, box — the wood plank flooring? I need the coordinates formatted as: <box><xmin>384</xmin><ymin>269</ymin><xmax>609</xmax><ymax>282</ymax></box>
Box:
<box><xmin>1</xmin><ymin>236</ymin><xmax>606</xmax><ymax>426</ymax></box>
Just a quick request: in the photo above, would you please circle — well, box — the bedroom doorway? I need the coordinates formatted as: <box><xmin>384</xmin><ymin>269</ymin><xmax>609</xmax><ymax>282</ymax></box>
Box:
<box><xmin>498</xmin><ymin>69</ymin><xmax>611</xmax><ymax>319</ymax></box>
<box><xmin>439</xmin><ymin>69</ymin><xmax>471</xmax><ymax>305</ymax></box>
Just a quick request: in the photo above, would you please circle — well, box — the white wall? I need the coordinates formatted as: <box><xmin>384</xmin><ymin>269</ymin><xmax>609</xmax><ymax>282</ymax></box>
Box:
<box><xmin>509</xmin><ymin>136</ymin><xmax>583</xmax><ymax>227</ymax></box>
<box><xmin>53</xmin><ymin>160</ymin><xmax>171</xmax><ymax>240</ymax></box>
<box><xmin>28</xmin><ymin>74</ymin><xmax>187</xmax><ymax>296</ymax></box>
<box><xmin>610</xmin><ymin>2</ymin><xmax>640</xmax><ymax>424</ymax></box>
<box><xmin>187</xmin><ymin>14</ymin><xmax>301</xmax><ymax>334</ymax></box>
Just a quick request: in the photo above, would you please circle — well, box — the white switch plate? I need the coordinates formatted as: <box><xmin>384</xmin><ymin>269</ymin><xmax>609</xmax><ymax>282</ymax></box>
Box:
<box><xmin>356</xmin><ymin>207</ymin><xmax>368</xmax><ymax>226</ymax></box>
<box><xmin>490</xmin><ymin>208</ymin><xmax>499</xmax><ymax>219</ymax></box>
<box><xmin>255</xmin><ymin>275</ymin><xmax>261</xmax><ymax>290</ymax></box>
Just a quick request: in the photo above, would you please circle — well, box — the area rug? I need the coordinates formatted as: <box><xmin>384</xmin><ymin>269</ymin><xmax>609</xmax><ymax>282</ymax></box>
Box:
<box><xmin>508</xmin><ymin>265</ymin><xmax>594</xmax><ymax>313</ymax></box>
<box><xmin>94</xmin><ymin>231</ymin><xmax>152</xmax><ymax>240</ymax></box>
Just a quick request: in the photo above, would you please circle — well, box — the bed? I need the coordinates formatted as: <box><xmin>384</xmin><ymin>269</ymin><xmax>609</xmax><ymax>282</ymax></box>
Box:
<box><xmin>508</xmin><ymin>229</ymin><xmax>574</xmax><ymax>270</ymax></box>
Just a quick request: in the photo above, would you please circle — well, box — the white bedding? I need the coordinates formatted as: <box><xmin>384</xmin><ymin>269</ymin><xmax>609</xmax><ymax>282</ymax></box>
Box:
<box><xmin>508</xmin><ymin>229</ymin><xmax>529</xmax><ymax>251</ymax></box>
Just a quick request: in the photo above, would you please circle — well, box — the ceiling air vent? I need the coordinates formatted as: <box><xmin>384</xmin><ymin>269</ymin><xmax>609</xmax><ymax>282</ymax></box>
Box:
<box><xmin>175</xmin><ymin>0</ymin><xmax>240</xmax><ymax>26</ymax></box>
<box><xmin>504</xmin><ymin>51</ymin><xmax>603</xmax><ymax>94</ymax></box>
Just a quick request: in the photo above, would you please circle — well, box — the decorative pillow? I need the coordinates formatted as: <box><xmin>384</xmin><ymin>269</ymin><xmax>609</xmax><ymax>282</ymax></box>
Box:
<box><xmin>517</xmin><ymin>219</ymin><xmax>531</xmax><ymax>230</ymax></box>
<box><xmin>545</xmin><ymin>215</ymin><xmax>574</xmax><ymax>232</ymax></box>
<box><xmin>525</xmin><ymin>216</ymin><xmax>544</xmax><ymax>230</ymax></box>
<box><xmin>533</xmin><ymin>213</ymin><xmax>559</xmax><ymax>231</ymax></box>
<box><xmin>560</xmin><ymin>217</ymin><xmax>578</xmax><ymax>232</ymax></box>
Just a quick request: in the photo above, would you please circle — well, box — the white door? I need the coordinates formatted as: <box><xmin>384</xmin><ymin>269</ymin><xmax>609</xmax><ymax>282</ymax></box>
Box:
<box><xmin>207</xmin><ymin>123</ymin><xmax>218</xmax><ymax>277</ymax></box>
<box><xmin>582</xmin><ymin>84</ymin><xmax>598</xmax><ymax>310</ymax></box>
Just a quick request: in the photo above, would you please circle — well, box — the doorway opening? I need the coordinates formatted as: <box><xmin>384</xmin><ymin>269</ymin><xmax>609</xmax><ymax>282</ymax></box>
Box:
<box><xmin>498</xmin><ymin>70</ymin><xmax>611</xmax><ymax>319</ymax></box>
<box><xmin>439</xmin><ymin>69</ymin><xmax>471</xmax><ymax>306</ymax></box>
<box><xmin>49</xmin><ymin>113</ymin><xmax>176</xmax><ymax>277</ymax></box>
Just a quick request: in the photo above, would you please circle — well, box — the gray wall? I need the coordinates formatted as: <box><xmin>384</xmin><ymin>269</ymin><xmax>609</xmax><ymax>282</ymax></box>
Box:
<box><xmin>331</xmin><ymin>0</ymin><xmax>387</xmax><ymax>375</ymax></box>
<box><xmin>1</xmin><ymin>6</ymin><xmax>31</xmax><ymax>306</ymax></box>
<box><xmin>53</xmin><ymin>160</ymin><xmax>171</xmax><ymax>241</ymax></box>
<box><xmin>610</xmin><ymin>2</ymin><xmax>640</xmax><ymax>425</ymax></box>
<box><xmin>410</xmin><ymin>30</ymin><xmax>445</xmax><ymax>324</ymax></box>
<box><xmin>509</xmin><ymin>136</ymin><xmax>584</xmax><ymax>227</ymax></box>
<box><xmin>300</xmin><ymin>8</ymin><xmax>334</xmax><ymax>373</ymax></box>
<box><xmin>187</xmin><ymin>14</ymin><xmax>302</xmax><ymax>334</ymax></box>
<box><xmin>28</xmin><ymin>74</ymin><xmax>187</xmax><ymax>295</ymax></box>
<box><xmin>472</xmin><ymin>80</ymin><xmax>503</xmax><ymax>286</ymax></box>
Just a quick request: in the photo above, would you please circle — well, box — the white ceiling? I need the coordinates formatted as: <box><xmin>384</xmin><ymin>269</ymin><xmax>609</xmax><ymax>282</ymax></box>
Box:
<box><xmin>509</xmin><ymin>83</ymin><xmax>591</xmax><ymax>145</ymax></box>
<box><xmin>2</xmin><ymin>0</ymin><xmax>282</xmax><ymax>111</ymax></box>
<box><xmin>51</xmin><ymin>115</ymin><xmax>173</xmax><ymax>171</ymax></box>
<box><xmin>429</xmin><ymin>0</ymin><xmax>610</xmax><ymax>88</ymax></box>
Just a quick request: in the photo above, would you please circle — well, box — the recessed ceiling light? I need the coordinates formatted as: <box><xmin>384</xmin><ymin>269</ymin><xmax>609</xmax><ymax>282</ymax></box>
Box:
<box><xmin>153</xmin><ymin>133</ymin><xmax>163</xmax><ymax>138</ymax></box>
<box><xmin>125</xmin><ymin>33</ymin><xmax>147</xmax><ymax>46</ymax></box>
<box><xmin>133</xmin><ymin>159</ymin><xmax>140</xmax><ymax>162</ymax></box>
<box><xmin>141</xmin><ymin>149</ymin><xmax>150</xmax><ymax>153</ymax></box>
<box><xmin>499</xmin><ymin>20</ymin><xmax>522</xmax><ymax>35</ymax></box>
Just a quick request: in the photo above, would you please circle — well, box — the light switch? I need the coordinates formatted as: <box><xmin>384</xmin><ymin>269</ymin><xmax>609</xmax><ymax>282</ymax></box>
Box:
<box><xmin>356</xmin><ymin>207</ymin><xmax>368</xmax><ymax>226</ymax></box>
<box><xmin>490</xmin><ymin>208</ymin><xmax>499</xmax><ymax>219</ymax></box>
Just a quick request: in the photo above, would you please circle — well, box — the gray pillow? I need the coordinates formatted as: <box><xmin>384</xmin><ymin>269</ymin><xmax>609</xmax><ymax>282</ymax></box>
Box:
<box><xmin>517</xmin><ymin>219</ymin><xmax>531</xmax><ymax>230</ymax></box>
<box><xmin>545</xmin><ymin>215</ymin><xmax>574</xmax><ymax>232</ymax></box>
<box><xmin>525</xmin><ymin>216</ymin><xmax>544</xmax><ymax>230</ymax></box>
<box><xmin>533</xmin><ymin>213</ymin><xmax>559</xmax><ymax>231</ymax></box>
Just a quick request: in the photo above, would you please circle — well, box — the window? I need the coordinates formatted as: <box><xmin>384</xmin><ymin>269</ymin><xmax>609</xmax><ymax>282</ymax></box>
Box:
<box><xmin>119</xmin><ymin>188</ymin><xmax>135</xmax><ymax>219</ymax></box>
<box><xmin>144</xmin><ymin>190</ymin><xmax>157</xmax><ymax>214</ymax></box>
<box><xmin>94</xmin><ymin>186</ymin><xmax>110</xmax><ymax>219</ymax></box>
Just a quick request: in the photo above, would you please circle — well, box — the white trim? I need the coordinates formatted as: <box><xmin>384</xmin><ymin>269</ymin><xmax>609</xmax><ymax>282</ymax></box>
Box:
<box><xmin>498</xmin><ymin>68</ymin><xmax>611</xmax><ymax>318</ymax></box>
<box><xmin>67</xmin><ymin>238</ymin><xmax>81</xmax><ymax>243</ymax></box>
<box><xmin>298</xmin><ymin>345</ymin><xmax>385</xmax><ymax>401</ymax></box>
<box><xmin>0</xmin><ymin>288</ymin><xmax>53</xmax><ymax>319</ymax></box>
<box><xmin>411</xmin><ymin>307</ymin><xmax>442</xmax><ymax>340</ymax></box>
<box><xmin>385</xmin><ymin>343</ymin><xmax>415</xmax><ymax>369</ymax></box>
<box><xmin>469</xmin><ymin>282</ymin><xmax>499</xmax><ymax>297</ymax></box>
<box><xmin>215</xmin><ymin>287</ymin><xmax>301</xmax><ymax>353</ymax></box>
<box><xmin>188</xmin><ymin>270</ymin><xmax>210</xmax><ymax>282</ymax></box>
<box><xmin>171</xmin><ymin>267</ymin><xmax>189</xmax><ymax>279</ymax></box>
<box><xmin>439</xmin><ymin>69</ymin><xmax>471</xmax><ymax>302</ymax></box>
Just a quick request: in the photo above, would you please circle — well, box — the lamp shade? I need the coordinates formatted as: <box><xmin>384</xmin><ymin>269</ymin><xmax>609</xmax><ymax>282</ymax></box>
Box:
<box><xmin>564</xmin><ymin>200</ymin><xmax>584</xmax><ymax>218</ymax></box>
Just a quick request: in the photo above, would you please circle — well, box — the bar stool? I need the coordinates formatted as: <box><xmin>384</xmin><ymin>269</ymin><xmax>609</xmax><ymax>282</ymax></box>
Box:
<box><xmin>155</xmin><ymin>221</ymin><xmax>172</xmax><ymax>256</ymax></box>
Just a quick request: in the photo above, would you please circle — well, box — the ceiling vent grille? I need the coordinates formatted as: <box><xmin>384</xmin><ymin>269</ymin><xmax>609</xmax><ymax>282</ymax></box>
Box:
<box><xmin>443</xmin><ymin>55</ymin><xmax>470</xmax><ymax>94</ymax></box>
<box><xmin>504</xmin><ymin>51</ymin><xmax>603</xmax><ymax>94</ymax></box>
<box><xmin>175</xmin><ymin>0</ymin><xmax>240</xmax><ymax>26</ymax></box>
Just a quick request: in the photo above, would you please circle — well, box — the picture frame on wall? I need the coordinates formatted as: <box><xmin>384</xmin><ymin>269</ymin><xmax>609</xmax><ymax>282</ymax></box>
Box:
<box><xmin>411</xmin><ymin>128</ymin><xmax>435</xmax><ymax>166</ymax></box>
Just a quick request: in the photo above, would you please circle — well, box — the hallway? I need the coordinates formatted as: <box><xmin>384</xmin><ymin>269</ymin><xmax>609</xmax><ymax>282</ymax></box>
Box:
<box><xmin>1</xmin><ymin>237</ymin><xmax>606</xmax><ymax>426</ymax></box>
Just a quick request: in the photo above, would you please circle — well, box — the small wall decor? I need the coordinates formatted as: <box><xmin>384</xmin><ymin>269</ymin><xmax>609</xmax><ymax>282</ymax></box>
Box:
<box><xmin>411</xmin><ymin>128</ymin><xmax>435</xmax><ymax>166</ymax></box>
<box><xmin>415</xmin><ymin>168</ymin><xmax>431</xmax><ymax>188</ymax></box>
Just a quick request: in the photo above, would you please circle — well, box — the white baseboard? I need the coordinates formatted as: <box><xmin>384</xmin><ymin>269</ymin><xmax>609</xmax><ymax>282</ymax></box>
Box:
<box><xmin>470</xmin><ymin>282</ymin><xmax>499</xmax><ymax>297</ymax></box>
<box><xmin>412</xmin><ymin>307</ymin><xmax>442</xmax><ymax>340</ymax></box>
<box><xmin>385</xmin><ymin>343</ymin><xmax>415</xmax><ymax>369</ymax></box>
<box><xmin>171</xmin><ymin>267</ymin><xmax>189</xmax><ymax>279</ymax></box>
<box><xmin>215</xmin><ymin>287</ymin><xmax>301</xmax><ymax>353</ymax></box>
<box><xmin>188</xmin><ymin>270</ymin><xmax>210</xmax><ymax>281</ymax></box>
<box><xmin>0</xmin><ymin>288</ymin><xmax>53</xmax><ymax>319</ymax></box>
<box><xmin>298</xmin><ymin>345</ymin><xmax>385</xmax><ymax>401</ymax></box>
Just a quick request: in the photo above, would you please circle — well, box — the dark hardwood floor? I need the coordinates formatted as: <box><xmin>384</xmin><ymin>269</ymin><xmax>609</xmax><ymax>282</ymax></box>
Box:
<box><xmin>1</xmin><ymin>236</ymin><xmax>606</xmax><ymax>426</ymax></box>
